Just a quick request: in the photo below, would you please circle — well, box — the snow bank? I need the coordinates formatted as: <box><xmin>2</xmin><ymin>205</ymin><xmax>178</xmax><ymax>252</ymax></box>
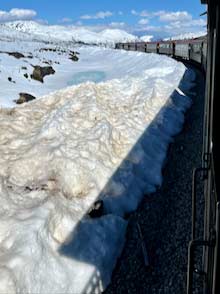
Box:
<box><xmin>0</xmin><ymin>49</ymin><xmax>194</xmax><ymax>293</ymax></box>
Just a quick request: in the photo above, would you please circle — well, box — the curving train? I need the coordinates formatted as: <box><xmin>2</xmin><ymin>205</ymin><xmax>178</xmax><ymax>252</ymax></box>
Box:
<box><xmin>116</xmin><ymin>9</ymin><xmax>220</xmax><ymax>292</ymax></box>
<box><xmin>115</xmin><ymin>36</ymin><xmax>207</xmax><ymax>70</ymax></box>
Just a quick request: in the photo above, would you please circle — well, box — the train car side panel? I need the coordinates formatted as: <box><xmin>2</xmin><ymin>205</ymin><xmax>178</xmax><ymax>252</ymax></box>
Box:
<box><xmin>175</xmin><ymin>43</ymin><xmax>190</xmax><ymax>59</ymax></box>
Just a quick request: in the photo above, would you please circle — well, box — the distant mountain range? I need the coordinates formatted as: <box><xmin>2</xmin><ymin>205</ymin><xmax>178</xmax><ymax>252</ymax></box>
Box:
<box><xmin>163</xmin><ymin>31</ymin><xmax>206</xmax><ymax>41</ymax></box>
<box><xmin>0</xmin><ymin>21</ymin><xmax>139</xmax><ymax>45</ymax></box>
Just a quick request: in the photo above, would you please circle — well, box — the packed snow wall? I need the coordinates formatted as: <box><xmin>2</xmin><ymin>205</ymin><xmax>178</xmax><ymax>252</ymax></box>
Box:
<box><xmin>0</xmin><ymin>48</ymin><xmax>194</xmax><ymax>293</ymax></box>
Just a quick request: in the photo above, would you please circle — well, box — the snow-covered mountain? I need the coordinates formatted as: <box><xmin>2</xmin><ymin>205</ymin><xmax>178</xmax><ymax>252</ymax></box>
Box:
<box><xmin>140</xmin><ymin>35</ymin><xmax>153</xmax><ymax>42</ymax></box>
<box><xmin>0</xmin><ymin>21</ymin><xmax>138</xmax><ymax>45</ymax></box>
<box><xmin>164</xmin><ymin>31</ymin><xmax>206</xmax><ymax>41</ymax></box>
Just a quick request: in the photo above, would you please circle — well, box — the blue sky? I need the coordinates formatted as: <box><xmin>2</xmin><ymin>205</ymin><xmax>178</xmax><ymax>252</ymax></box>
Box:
<box><xmin>0</xmin><ymin>1</ymin><xmax>207</xmax><ymax>38</ymax></box>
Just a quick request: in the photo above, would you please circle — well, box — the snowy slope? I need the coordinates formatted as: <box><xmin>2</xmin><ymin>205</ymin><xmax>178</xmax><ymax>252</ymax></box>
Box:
<box><xmin>0</xmin><ymin>47</ymin><xmax>195</xmax><ymax>293</ymax></box>
<box><xmin>1</xmin><ymin>21</ymin><xmax>138</xmax><ymax>45</ymax></box>
<box><xmin>1</xmin><ymin>43</ymin><xmax>189</xmax><ymax>108</ymax></box>
<box><xmin>164</xmin><ymin>31</ymin><xmax>206</xmax><ymax>41</ymax></box>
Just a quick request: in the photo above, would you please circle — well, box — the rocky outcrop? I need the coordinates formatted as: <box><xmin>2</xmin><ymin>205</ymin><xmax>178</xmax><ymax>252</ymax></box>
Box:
<box><xmin>0</xmin><ymin>51</ymin><xmax>25</xmax><ymax>59</ymax></box>
<box><xmin>69</xmin><ymin>51</ymin><xmax>79</xmax><ymax>62</ymax></box>
<box><xmin>14</xmin><ymin>93</ymin><xmax>36</xmax><ymax>104</ymax></box>
<box><xmin>8</xmin><ymin>77</ymin><xmax>15</xmax><ymax>83</ymax></box>
<box><xmin>31</xmin><ymin>65</ymin><xmax>55</xmax><ymax>83</ymax></box>
<box><xmin>8</xmin><ymin>52</ymin><xmax>25</xmax><ymax>59</ymax></box>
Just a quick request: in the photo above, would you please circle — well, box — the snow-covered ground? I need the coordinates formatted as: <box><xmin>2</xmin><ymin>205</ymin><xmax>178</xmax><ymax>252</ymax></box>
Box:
<box><xmin>0</xmin><ymin>27</ymin><xmax>195</xmax><ymax>293</ymax></box>
<box><xmin>0</xmin><ymin>41</ymin><xmax>156</xmax><ymax>107</ymax></box>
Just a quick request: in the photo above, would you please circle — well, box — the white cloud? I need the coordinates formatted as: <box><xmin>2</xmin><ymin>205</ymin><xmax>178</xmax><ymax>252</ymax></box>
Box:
<box><xmin>109</xmin><ymin>22</ymin><xmax>126</xmax><ymax>28</ymax></box>
<box><xmin>158</xmin><ymin>11</ymin><xmax>192</xmax><ymax>22</ymax></box>
<box><xmin>0</xmin><ymin>8</ymin><xmax>37</xmax><ymax>22</ymax></box>
<box><xmin>138</xmin><ymin>19</ymin><xmax>149</xmax><ymax>25</ymax></box>
<box><xmin>139</xmin><ymin>11</ymin><xmax>150</xmax><ymax>17</ymax></box>
<box><xmin>36</xmin><ymin>19</ymin><xmax>48</xmax><ymax>25</ymax></box>
<box><xmin>75</xmin><ymin>21</ymin><xmax>83</xmax><ymax>26</ymax></box>
<box><xmin>131</xmin><ymin>10</ymin><xmax>138</xmax><ymax>16</ymax></box>
<box><xmin>59</xmin><ymin>17</ymin><xmax>72</xmax><ymax>24</ymax></box>
<box><xmin>80</xmin><ymin>11</ymin><xmax>113</xmax><ymax>20</ymax></box>
<box><xmin>130</xmin><ymin>9</ymin><xmax>206</xmax><ymax>39</ymax></box>
<box><xmin>131</xmin><ymin>10</ymin><xmax>149</xmax><ymax>17</ymax></box>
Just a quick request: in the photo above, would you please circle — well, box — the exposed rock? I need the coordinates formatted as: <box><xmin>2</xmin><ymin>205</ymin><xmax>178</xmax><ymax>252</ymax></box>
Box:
<box><xmin>8</xmin><ymin>77</ymin><xmax>15</xmax><ymax>83</ymax></box>
<box><xmin>39</xmin><ymin>48</ymin><xmax>57</xmax><ymax>52</ymax></box>
<box><xmin>21</xmin><ymin>66</ymin><xmax>27</xmax><ymax>70</ymax></box>
<box><xmin>69</xmin><ymin>51</ymin><xmax>79</xmax><ymax>62</ymax></box>
<box><xmin>88</xmin><ymin>200</ymin><xmax>104</xmax><ymax>218</ymax></box>
<box><xmin>31</xmin><ymin>65</ymin><xmax>55</xmax><ymax>83</ymax></box>
<box><xmin>24</xmin><ymin>73</ymin><xmax>28</xmax><ymax>79</ymax></box>
<box><xmin>43</xmin><ymin>61</ymin><xmax>51</xmax><ymax>65</ymax></box>
<box><xmin>8</xmin><ymin>52</ymin><xmax>25</xmax><ymax>59</ymax></box>
<box><xmin>14</xmin><ymin>93</ymin><xmax>36</xmax><ymax>104</ymax></box>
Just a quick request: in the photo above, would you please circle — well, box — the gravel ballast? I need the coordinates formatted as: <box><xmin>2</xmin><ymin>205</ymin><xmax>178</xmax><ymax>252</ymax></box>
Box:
<box><xmin>105</xmin><ymin>66</ymin><xmax>205</xmax><ymax>294</ymax></box>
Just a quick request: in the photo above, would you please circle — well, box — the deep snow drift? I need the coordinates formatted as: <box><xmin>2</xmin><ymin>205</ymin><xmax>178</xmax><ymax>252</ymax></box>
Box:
<box><xmin>0</xmin><ymin>47</ymin><xmax>195</xmax><ymax>293</ymax></box>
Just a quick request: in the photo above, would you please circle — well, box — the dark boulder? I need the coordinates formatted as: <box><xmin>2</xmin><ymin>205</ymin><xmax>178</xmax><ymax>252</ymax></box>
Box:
<box><xmin>15</xmin><ymin>93</ymin><xmax>36</xmax><ymax>104</ymax></box>
<box><xmin>8</xmin><ymin>52</ymin><xmax>25</xmax><ymax>59</ymax></box>
<box><xmin>31</xmin><ymin>65</ymin><xmax>55</xmax><ymax>83</ymax></box>
<box><xmin>8</xmin><ymin>77</ymin><xmax>15</xmax><ymax>83</ymax></box>
<box><xmin>69</xmin><ymin>51</ymin><xmax>79</xmax><ymax>62</ymax></box>
<box><xmin>88</xmin><ymin>200</ymin><xmax>104</xmax><ymax>218</ymax></box>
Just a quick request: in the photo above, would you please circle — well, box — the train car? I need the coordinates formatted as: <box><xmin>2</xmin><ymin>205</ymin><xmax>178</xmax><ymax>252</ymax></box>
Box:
<box><xmin>136</xmin><ymin>42</ymin><xmax>147</xmax><ymax>52</ymax></box>
<box><xmin>189</xmin><ymin>40</ymin><xmax>203</xmax><ymax>63</ymax></box>
<box><xmin>115</xmin><ymin>28</ymin><xmax>219</xmax><ymax>294</ymax></box>
<box><xmin>128</xmin><ymin>43</ymin><xmax>137</xmax><ymax>51</ymax></box>
<box><xmin>146</xmin><ymin>42</ymin><xmax>159</xmax><ymax>53</ymax></box>
<box><xmin>115</xmin><ymin>37</ymin><xmax>207</xmax><ymax>65</ymax></box>
<box><xmin>174</xmin><ymin>41</ymin><xmax>190</xmax><ymax>59</ymax></box>
<box><xmin>123</xmin><ymin>43</ymin><xmax>130</xmax><ymax>50</ymax></box>
<box><xmin>202</xmin><ymin>40</ymin><xmax>207</xmax><ymax>70</ymax></box>
<box><xmin>114</xmin><ymin>24</ymin><xmax>220</xmax><ymax>293</ymax></box>
<box><xmin>158</xmin><ymin>41</ymin><xmax>173</xmax><ymax>55</ymax></box>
